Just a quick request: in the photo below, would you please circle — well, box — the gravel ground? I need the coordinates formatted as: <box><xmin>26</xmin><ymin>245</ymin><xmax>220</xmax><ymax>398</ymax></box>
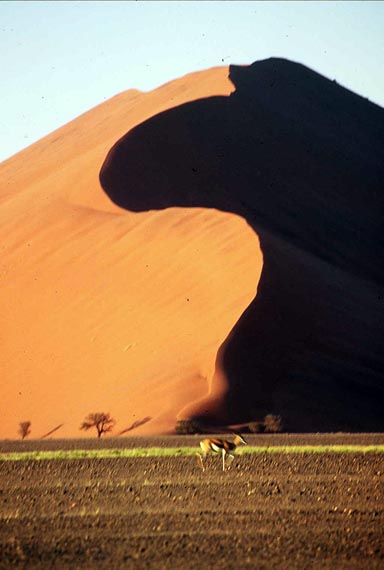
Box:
<box><xmin>0</xmin><ymin>435</ymin><xmax>383</xmax><ymax>569</ymax></box>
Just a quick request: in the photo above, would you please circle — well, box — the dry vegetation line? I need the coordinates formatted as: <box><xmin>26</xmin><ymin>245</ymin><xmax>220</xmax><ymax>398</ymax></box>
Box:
<box><xmin>1</xmin><ymin>444</ymin><xmax>383</xmax><ymax>463</ymax></box>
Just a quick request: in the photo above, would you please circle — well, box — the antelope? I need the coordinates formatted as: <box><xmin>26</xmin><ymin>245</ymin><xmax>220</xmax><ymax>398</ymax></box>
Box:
<box><xmin>197</xmin><ymin>434</ymin><xmax>247</xmax><ymax>471</ymax></box>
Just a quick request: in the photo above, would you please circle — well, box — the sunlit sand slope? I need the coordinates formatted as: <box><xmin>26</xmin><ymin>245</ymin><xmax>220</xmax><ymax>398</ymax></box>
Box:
<box><xmin>0</xmin><ymin>67</ymin><xmax>261</xmax><ymax>438</ymax></box>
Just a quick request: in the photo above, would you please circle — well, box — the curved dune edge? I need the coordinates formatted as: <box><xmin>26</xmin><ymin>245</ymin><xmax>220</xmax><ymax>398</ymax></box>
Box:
<box><xmin>98</xmin><ymin>57</ymin><xmax>384</xmax><ymax>433</ymax></box>
<box><xmin>0</xmin><ymin>66</ymin><xmax>262</xmax><ymax>439</ymax></box>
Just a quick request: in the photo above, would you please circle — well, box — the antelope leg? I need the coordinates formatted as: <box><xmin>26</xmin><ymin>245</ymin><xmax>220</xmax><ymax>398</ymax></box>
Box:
<box><xmin>196</xmin><ymin>452</ymin><xmax>205</xmax><ymax>471</ymax></box>
<box><xmin>227</xmin><ymin>454</ymin><xmax>235</xmax><ymax>469</ymax></box>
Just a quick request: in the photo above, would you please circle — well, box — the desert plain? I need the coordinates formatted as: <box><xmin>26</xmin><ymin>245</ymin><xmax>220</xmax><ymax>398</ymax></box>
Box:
<box><xmin>1</xmin><ymin>434</ymin><xmax>383</xmax><ymax>569</ymax></box>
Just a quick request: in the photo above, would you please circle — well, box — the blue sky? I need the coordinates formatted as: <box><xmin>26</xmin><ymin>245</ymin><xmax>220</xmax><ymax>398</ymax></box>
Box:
<box><xmin>1</xmin><ymin>1</ymin><xmax>383</xmax><ymax>162</ymax></box>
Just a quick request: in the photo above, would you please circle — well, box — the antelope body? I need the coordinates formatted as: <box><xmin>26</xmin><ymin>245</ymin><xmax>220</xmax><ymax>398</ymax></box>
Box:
<box><xmin>198</xmin><ymin>434</ymin><xmax>247</xmax><ymax>471</ymax></box>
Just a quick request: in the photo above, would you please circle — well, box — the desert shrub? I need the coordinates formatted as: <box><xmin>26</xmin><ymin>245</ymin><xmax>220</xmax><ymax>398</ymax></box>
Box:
<box><xmin>248</xmin><ymin>421</ymin><xmax>265</xmax><ymax>433</ymax></box>
<box><xmin>263</xmin><ymin>414</ymin><xmax>283</xmax><ymax>433</ymax></box>
<box><xmin>175</xmin><ymin>419</ymin><xmax>201</xmax><ymax>435</ymax></box>
<box><xmin>18</xmin><ymin>421</ymin><xmax>31</xmax><ymax>440</ymax></box>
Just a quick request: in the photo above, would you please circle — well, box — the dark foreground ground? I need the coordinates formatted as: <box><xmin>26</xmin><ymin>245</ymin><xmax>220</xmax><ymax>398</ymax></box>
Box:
<box><xmin>0</xmin><ymin>434</ymin><xmax>383</xmax><ymax>569</ymax></box>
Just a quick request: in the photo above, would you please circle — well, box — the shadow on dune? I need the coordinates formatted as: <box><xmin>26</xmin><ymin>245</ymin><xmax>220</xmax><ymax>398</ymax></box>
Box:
<box><xmin>41</xmin><ymin>424</ymin><xmax>64</xmax><ymax>439</ymax></box>
<box><xmin>119</xmin><ymin>416</ymin><xmax>152</xmax><ymax>435</ymax></box>
<box><xmin>100</xmin><ymin>58</ymin><xmax>384</xmax><ymax>431</ymax></box>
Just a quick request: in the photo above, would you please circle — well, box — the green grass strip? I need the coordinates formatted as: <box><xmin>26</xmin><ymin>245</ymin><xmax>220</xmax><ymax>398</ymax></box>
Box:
<box><xmin>0</xmin><ymin>447</ymin><xmax>194</xmax><ymax>461</ymax></box>
<box><xmin>0</xmin><ymin>445</ymin><xmax>383</xmax><ymax>461</ymax></box>
<box><xmin>241</xmin><ymin>445</ymin><xmax>384</xmax><ymax>455</ymax></box>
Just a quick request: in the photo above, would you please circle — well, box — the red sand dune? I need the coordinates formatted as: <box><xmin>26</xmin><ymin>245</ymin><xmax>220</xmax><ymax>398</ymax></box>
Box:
<box><xmin>1</xmin><ymin>59</ymin><xmax>383</xmax><ymax>439</ymax></box>
<box><xmin>100</xmin><ymin>58</ymin><xmax>384</xmax><ymax>432</ymax></box>
<box><xmin>0</xmin><ymin>67</ymin><xmax>261</xmax><ymax>439</ymax></box>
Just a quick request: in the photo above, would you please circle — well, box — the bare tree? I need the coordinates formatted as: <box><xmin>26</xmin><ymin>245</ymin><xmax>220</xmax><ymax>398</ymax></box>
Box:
<box><xmin>80</xmin><ymin>412</ymin><xmax>115</xmax><ymax>438</ymax></box>
<box><xmin>18</xmin><ymin>421</ymin><xmax>31</xmax><ymax>440</ymax></box>
<box><xmin>264</xmin><ymin>414</ymin><xmax>283</xmax><ymax>433</ymax></box>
